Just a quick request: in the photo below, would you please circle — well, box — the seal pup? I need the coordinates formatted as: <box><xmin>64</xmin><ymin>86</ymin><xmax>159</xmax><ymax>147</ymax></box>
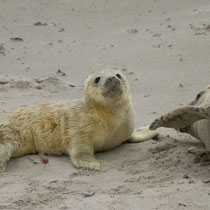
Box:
<box><xmin>150</xmin><ymin>85</ymin><xmax>210</xmax><ymax>151</ymax></box>
<box><xmin>0</xmin><ymin>70</ymin><xmax>158</xmax><ymax>171</ymax></box>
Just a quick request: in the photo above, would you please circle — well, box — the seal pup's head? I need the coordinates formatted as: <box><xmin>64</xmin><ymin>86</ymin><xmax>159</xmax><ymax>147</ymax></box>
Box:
<box><xmin>189</xmin><ymin>85</ymin><xmax>210</xmax><ymax>107</ymax></box>
<box><xmin>85</xmin><ymin>70</ymin><xmax>131</xmax><ymax>108</ymax></box>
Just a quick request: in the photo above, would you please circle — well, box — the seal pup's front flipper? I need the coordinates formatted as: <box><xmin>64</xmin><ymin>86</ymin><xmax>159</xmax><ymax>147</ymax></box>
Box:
<box><xmin>128</xmin><ymin>126</ymin><xmax>159</xmax><ymax>143</ymax></box>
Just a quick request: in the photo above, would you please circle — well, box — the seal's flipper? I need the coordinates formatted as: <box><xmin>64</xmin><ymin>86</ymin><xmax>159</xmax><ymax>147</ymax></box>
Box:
<box><xmin>128</xmin><ymin>126</ymin><xmax>159</xmax><ymax>143</ymax></box>
<box><xmin>149</xmin><ymin>105</ymin><xmax>209</xmax><ymax>130</ymax></box>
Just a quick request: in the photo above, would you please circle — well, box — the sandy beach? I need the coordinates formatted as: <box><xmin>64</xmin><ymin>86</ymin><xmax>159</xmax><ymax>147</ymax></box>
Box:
<box><xmin>0</xmin><ymin>0</ymin><xmax>210</xmax><ymax>209</ymax></box>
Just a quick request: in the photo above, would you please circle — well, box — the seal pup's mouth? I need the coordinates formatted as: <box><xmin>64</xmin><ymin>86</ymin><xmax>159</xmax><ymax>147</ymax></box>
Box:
<box><xmin>102</xmin><ymin>76</ymin><xmax>123</xmax><ymax>98</ymax></box>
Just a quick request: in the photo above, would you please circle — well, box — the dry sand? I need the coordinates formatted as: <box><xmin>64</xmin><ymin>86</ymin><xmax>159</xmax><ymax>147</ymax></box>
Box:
<box><xmin>1</xmin><ymin>0</ymin><xmax>210</xmax><ymax>209</ymax></box>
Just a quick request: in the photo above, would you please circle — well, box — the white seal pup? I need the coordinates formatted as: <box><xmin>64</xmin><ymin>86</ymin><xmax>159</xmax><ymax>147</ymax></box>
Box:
<box><xmin>0</xmin><ymin>70</ymin><xmax>158</xmax><ymax>171</ymax></box>
<box><xmin>150</xmin><ymin>85</ymin><xmax>210</xmax><ymax>151</ymax></box>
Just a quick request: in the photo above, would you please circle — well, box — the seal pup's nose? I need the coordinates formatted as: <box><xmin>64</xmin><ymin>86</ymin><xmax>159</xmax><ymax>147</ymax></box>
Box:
<box><xmin>104</xmin><ymin>76</ymin><xmax>121</xmax><ymax>89</ymax></box>
<box><xmin>106</xmin><ymin>76</ymin><xmax>120</xmax><ymax>85</ymax></box>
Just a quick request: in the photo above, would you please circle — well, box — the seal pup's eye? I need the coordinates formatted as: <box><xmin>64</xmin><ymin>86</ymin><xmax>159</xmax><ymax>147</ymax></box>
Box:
<box><xmin>195</xmin><ymin>93</ymin><xmax>201</xmax><ymax>100</ymax></box>
<box><xmin>95</xmin><ymin>77</ymin><xmax>101</xmax><ymax>83</ymax></box>
<box><xmin>116</xmin><ymin>74</ymin><xmax>121</xmax><ymax>79</ymax></box>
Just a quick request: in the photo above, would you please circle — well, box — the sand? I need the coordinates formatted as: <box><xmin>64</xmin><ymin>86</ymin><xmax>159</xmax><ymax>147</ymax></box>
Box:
<box><xmin>0</xmin><ymin>0</ymin><xmax>210</xmax><ymax>209</ymax></box>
